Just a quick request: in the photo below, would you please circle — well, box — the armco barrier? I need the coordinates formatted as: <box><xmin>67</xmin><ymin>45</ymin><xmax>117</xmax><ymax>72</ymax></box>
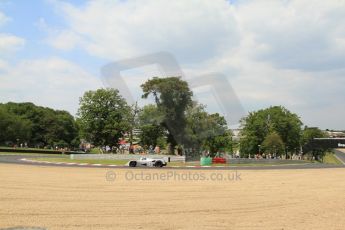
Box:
<box><xmin>73</xmin><ymin>154</ymin><xmax>186</xmax><ymax>162</ymax></box>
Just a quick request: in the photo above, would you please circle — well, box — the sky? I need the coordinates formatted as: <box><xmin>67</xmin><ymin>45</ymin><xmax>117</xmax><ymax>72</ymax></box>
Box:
<box><xmin>0</xmin><ymin>0</ymin><xmax>344</xmax><ymax>129</ymax></box>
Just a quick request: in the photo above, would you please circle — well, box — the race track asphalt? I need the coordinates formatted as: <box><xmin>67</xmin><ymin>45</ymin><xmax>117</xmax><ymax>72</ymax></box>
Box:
<box><xmin>0</xmin><ymin>154</ymin><xmax>344</xmax><ymax>170</ymax></box>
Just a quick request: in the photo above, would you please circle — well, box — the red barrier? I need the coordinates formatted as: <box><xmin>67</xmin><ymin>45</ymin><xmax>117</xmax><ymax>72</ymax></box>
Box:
<box><xmin>212</xmin><ymin>157</ymin><xmax>226</xmax><ymax>164</ymax></box>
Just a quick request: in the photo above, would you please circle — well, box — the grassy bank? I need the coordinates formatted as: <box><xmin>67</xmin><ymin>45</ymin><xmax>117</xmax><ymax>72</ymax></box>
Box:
<box><xmin>35</xmin><ymin>157</ymin><xmax>129</xmax><ymax>165</ymax></box>
<box><xmin>169</xmin><ymin>161</ymin><xmax>310</xmax><ymax>167</ymax></box>
<box><xmin>322</xmin><ymin>152</ymin><xmax>343</xmax><ymax>165</ymax></box>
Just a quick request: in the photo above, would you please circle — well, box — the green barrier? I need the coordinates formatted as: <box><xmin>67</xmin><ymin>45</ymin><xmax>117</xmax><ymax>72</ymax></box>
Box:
<box><xmin>200</xmin><ymin>157</ymin><xmax>212</xmax><ymax>166</ymax></box>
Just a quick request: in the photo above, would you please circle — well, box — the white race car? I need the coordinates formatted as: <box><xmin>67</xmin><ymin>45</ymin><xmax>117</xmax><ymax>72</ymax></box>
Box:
<box><xmin>127</xmin><ymin>157</ymin><xmax>167</xmax><ymax>167</ymax></box>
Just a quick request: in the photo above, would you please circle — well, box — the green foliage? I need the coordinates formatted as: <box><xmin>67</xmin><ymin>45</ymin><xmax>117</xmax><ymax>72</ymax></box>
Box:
<box><xmin>141</xmin><ymin>77</ymin><xmax>193</xmax><ymax>153</ymax></box>
<box><xmin>138</xmin><ymin>105</ymin><xmax>165</xmax><ymax>147</ymax></box>
<box><xmin>77</xmin><ymin>88</ymin><xmax>131</xmax><ymax>147</ymax></box>
<box><xmin>240</xmin><ymin>106</ymin><xmax>302</xmax><ymax>155</ymax></box>
<box><xmin>302</xmin><ymin>126</ymin><xmax>326</xmax><ymax>144</ymax></box>
<box><xmin>184</xmin><ymin>103</ymin><xmax>211</xmax><ymax>148</ymax></box>
<box><xmin>0</xmin><ymin>107</ymin><xmax>32</xmax><ymax>144</ymax></box>
<box><xmin>204</xmin><ymin>130</ymin><xmax>233</xmax><ymax>156</ymax></box>
<box><xmin>302</xmin><ymin>126</ymin><xmax>328</xmax><ymax>160</ymax></box>
<box><xmin>156</xmin><ymin>136</ymin><xmax>167</xmax><ymax>149</ymax></box>
<box><xmin>185</xmin><ymin>102</ymin><xmax>232</xmax><ymax>156</ymax></box>
<box><xmin>261</xmin><ymin>132</ymin><xmax>285</xmax><ymax>155</ymax></box>
<box><xmin>138</xmin><ymin>104</ymin><xmax>164</xmax><ymax>125</ymax></box>
<box><xmin>239</xmin><ymin>133</ymin><xmax>259</xmax><ymax>157</ymax></box>
<box><xmin>0</xmin><ymin>102</ymin><xmax>78</xmax><ymax>148</ymax></box>
<box><xmin>139</xmin><ymin>125</ymin><xmax>165</xmax><ymax>147</ymax></box>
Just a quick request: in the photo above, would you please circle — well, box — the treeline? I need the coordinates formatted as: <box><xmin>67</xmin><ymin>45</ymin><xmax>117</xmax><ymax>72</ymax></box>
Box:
<box><xmin>0</xmin><ymin>102</ymin><xmax>79</xmax><ymax>148</ymax></box>
<box><xmin>239</xmin><ymin>106</ymin><xmax>327</xmax><ymax>159</ymax></box>
<box><xmin>1</xmin><ymin>76</ymin><xmax>329</xmax><ymax>159</ymax></box>
<box><xmin>77</xmin><ymin>77</ymin><xmax>233</xmax><ymax>156</ymax></box>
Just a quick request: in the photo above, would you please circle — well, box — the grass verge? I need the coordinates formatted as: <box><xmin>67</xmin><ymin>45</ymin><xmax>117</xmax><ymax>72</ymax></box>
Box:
<box><xmin>169</xmin><ymin>161</ymin><xmax>310</xmax><ymax>167</ymax></box>
<box><xmin>322</xmin><ymin>152</ymin><xmax>343</xmax><ymax>165</ymax></box>
<box><xmin>34</xmin><ymin>157</ymin><xmax>129</xmax><ymax>165</ymax></box>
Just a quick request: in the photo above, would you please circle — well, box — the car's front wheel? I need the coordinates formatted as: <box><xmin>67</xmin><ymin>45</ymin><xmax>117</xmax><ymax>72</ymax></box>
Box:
<box><xmin>154</xmin><ymin>161</ymin><xmax>163</xmax><ymax>167</ymax></box>
<box><xmin>129</xmin><ymin>161</ymin><xmax>137</xmax><ymax>167</ymax></box>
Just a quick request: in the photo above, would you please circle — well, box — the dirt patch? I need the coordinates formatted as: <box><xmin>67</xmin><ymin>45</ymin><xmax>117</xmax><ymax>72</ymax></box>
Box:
<box><xmin>1</xmin><ymin>164</ymin><xmax>345</xmax><ymax>229</ymax></box>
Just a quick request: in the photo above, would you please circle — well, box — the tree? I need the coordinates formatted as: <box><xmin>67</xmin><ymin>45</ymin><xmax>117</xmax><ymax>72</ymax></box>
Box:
<box><xmin>240</xmin><ymin>106</ymin><xmax>302</xmax><ymax>156</ymax></box>
<box><xmin>0</xmin><ymin>102</ymin><xmax>78</xmax><ymax>148</ymax></box>
<box><xmin>139</xmin><ymin>125</ymin><xmax>165</xmax><ymax>148</ymax></box>
<box><xmin>261</xmin><ymin>132</ymin><xmax>285</xmax><ymax>156</ymax></box>
<box><xmin>185</xmin><ymin>102</ymin><xmax>232</xmax><ymax>157</ymax></box>
<box><xmin>184</xmin><ymin>103</ymin><xmax>210</xmax><ymax>150</ymax></box>
<box><xmin>77</xmin><ymin>88</ymin><xmax>131</xmax><ymax>147</ymax></box>
<box><xmin>43</xmin><ymin>110</ymin><xmax>79</xmax><ymax>148</ymax></box>
<box><xmin>302</xmin><ymin>126</ymin><xmax>327</xmax><ymax>144</ymax></box>
<box><xmin>203</xmin><ymin>130</ymin><xmax>233</xmax><ymax>156</ymax></box>
<box><xmin>0</xmin><ymin>107</ymin><xmax>32</xmax><ymax>145</ymax></box>
<box><xmin>302</xmin><ymin>126</ymin><xmax>327</xmax><ymax>160</ymax></box>
<box><xmin>141</xmin><ymin>77</ymin><xmax>193</xmax><ymax>154</ymax></box>
<box><xmin>239</xmin><ymin>132</ymin><xmax>259</xmax><ymax>158</ymax></box>
<box><xmin>138</xmin><ymin>105</ymin><xmax>165</xmax><ymax>148</ymax></box>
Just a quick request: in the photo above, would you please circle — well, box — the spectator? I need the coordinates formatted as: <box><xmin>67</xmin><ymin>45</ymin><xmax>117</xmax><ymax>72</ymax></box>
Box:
<box><xmin>149</xmin><ymin>145</ymin><xmax>154</xmax><ymax>154</ymax></box>
<box><xmin>154</xmin><ymin>145</ymin><xmax>160</xmax><ymax>154</ymax></box>
<box><xmin>129</xmin><ymin>145</ymin><xmax>134</xmax><ymax>154</ymax></box>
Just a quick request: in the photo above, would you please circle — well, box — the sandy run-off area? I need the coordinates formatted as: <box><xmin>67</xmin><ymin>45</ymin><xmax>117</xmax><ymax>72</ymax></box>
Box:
<box><xmin>1</xmin><ymin>164</ymin><xmax>345</xmax><ymax>230</ymax></box>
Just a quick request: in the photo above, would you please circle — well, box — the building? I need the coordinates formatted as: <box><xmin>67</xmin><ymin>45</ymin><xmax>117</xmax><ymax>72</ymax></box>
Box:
<box><xmin>325</xmin><ymin>130</ymin><xmax>345</xmax><ymax>138</ymax></box>
<box><xmin>231</xmin><ymin>129</ymin><xmax>242</xmax><ymax>142</ymax></box>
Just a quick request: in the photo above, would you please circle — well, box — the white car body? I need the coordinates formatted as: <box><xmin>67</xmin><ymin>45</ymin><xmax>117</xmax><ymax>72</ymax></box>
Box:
<box><xmin>127</xmin><ymin>157</ymin><xmax>167</xmax><ymax>167</ymax></box>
